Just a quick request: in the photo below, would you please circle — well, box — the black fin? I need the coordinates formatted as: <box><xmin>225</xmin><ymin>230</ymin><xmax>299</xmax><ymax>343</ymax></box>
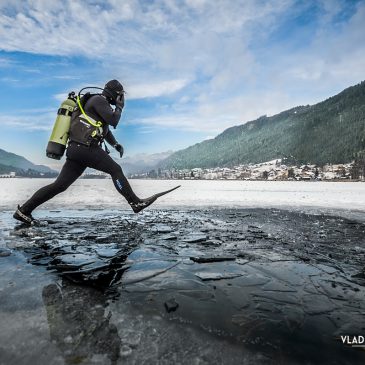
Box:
<box><xmin>130</xmin><ymin>185</ymin><xmax>181</xmax><ymax>213</ymax></box>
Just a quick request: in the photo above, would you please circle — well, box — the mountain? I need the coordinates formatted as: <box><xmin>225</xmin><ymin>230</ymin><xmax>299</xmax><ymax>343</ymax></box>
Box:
<box><xmin>0</xmin><ymin>163</ymin><xmax>23</xmax><ymax>175</ymax></box>
<box><xmin>0</xmin><ymin>148</ymin><xmax>56</xmax><ymax>173</ymax></box>
<box><xmin>160</xmin><ymin>81</ymin><xmax>365</xmax><ymax>169</ymax></box>
<box><xmin>121</xmin><ymin>151</ymin><xmax>174</xmax><ymax>175</ymax></box>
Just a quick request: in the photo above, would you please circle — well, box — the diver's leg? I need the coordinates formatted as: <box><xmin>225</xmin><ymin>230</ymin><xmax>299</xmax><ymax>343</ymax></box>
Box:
<box><xmin>19</xmin><ymin>159</ymin><xmax>86</xmax><ymax>215</ymax></box>
<box><xmin>86</xmin><ymin>146</ymin><xmax>140</xmax><ymax>205</ymax></box>
<box><xmin>87</xmin><ymin>146</ymin><xmax>159</xmax><ymax>213</ymax></box>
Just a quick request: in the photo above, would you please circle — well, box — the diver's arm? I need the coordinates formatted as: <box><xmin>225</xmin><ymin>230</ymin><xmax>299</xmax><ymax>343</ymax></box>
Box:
<box><xmin>104</xmin><ymin>130</ymin><xmax>117</xmax><ymax>146</ymax></box>
<box><xmin>105</xmin><ymin>130</ymin><xmax>124</xmax><ymax>157</ymax></box>
<box><xmin>92</xmin><ymin>96</ymin><xmax>122</xmax><ymax>128</ymax></box>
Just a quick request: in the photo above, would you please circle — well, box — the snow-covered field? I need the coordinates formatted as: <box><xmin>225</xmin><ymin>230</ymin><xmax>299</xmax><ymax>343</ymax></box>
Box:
<box><xmin>1</xmin><ymin>178</ymin><xmax>364</xmax><ymax>220</ymax></box>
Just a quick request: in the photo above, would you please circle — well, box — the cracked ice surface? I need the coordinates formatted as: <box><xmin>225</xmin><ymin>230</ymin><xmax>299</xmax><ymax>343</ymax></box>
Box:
<box><xmin>1</xmin><ymin>206</ymin><xmax>365</xmax><ymax>364</ymax></box>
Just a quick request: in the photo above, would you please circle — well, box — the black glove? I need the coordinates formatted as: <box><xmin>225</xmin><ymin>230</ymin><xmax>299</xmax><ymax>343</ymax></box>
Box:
<box><xmin>114</xmin><ymin>143</ymin><xmax>124</xmax><ymax>158</ymax></box>
<box><xmin>115</xmin><ymin>94</ymin><xmax>124</xmax><ymax>110</ymax></box>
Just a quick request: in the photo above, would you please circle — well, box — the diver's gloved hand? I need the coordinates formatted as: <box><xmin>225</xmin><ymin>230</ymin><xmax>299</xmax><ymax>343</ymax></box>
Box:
<box><xmin>114</xmin><ymin>143</ymin><xmax>124</xmax><ymax>158</ymax></box>
<box><xmin>115</xmin><ymin>94</ymin><xmax>124</xmax><ymax>110</ymax></box>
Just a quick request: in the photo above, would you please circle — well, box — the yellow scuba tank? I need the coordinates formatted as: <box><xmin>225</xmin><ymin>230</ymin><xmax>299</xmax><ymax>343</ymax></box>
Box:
<box><xmin>46</xmin><ymin>92</ymin><xmax>76</xmax><ymax>160</ymax></box>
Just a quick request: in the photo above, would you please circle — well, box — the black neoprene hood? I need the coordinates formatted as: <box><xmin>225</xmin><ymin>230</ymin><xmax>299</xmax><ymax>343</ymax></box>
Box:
<box><xmin>102</xmin><ymin>79</ymin><xmax>124</xmax><ymax>101</ymax></box>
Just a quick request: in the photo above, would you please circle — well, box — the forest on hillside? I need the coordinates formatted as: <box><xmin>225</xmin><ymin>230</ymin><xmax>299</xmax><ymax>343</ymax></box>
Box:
<box><xmin>161</xmin><ymin>81</ymin><xmax>365</xmax><ymax>169</ymax></box>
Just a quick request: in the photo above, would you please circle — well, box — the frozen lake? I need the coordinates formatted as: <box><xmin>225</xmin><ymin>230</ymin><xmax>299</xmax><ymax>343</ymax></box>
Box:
<box><xmin>1</xmin><ymin>179</ymin><xmax>365</xmax><ymax>364</ymax></box>
<box><xmin>1</xmin><ymin>178</ymin><xmax>364</xmax><ymax>220</ymax></box>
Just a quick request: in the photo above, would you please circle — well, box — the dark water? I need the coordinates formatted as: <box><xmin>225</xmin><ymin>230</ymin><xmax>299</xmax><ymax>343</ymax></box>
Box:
<box><xmin>0</xmin><ymin>208</ymin><xmax>364</xmax><ymax>364</ymax></box>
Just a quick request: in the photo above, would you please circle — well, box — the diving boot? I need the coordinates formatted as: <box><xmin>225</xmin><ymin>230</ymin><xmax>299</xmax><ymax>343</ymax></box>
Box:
<box><xmin>13</xmin><ymin>205</ymin><xmax>35</xmax><ymax>225</ymax></box>
<box><xmin>129</xmin><ymin>196</ymin><xmax>158</xmax><ymax>214</ymax></box>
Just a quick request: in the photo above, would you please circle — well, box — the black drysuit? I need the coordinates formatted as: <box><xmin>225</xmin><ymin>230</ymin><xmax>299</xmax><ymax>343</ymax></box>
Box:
<box><xmin>21</xmin><ymin>95</ymin><xmax>138</xmax><ymax>214</ymax></box>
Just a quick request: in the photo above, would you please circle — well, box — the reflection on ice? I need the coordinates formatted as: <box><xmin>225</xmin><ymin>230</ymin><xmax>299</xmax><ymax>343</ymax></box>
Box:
<box><xmin>42</xmin><ymin>280</ymin><xmax>121</xmax><ymax>364</ymax></box>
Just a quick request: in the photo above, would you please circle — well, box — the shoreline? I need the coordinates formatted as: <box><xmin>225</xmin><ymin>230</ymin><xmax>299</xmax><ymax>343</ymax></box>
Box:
<box><xmin>1</xmin><ymin>176</ymin><xmax>364</xmax><ymax>183</ymax></box>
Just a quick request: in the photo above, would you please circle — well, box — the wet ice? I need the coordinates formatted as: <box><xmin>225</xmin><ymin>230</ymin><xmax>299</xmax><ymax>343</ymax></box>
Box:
<box><xmin>1</xmin><ymin>207</ymin><xmax>365</xmax><ymax>364</ymax></box>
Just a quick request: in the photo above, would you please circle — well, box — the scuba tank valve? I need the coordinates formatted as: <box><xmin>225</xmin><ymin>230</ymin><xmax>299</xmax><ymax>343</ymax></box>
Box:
<box><xmin>46</xmin><ymin>92</ymin><xmax>76</xmax><ymax>160</ymax></box>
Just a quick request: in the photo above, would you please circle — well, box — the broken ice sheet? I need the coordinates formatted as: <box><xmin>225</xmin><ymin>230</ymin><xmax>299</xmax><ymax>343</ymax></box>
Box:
<box><xmin>122</xmin><ymin>260</ymin><xmax>180</xmax><ymax>285</ymax></box>
<box><xmin>0</xmin><ymin>248</ymin><xmax>11</xmax><ymax>257</ymax></box>
<box><xmin>252</xmin><ymin>291</ymin><xmax>299</xmax><ymax>305</ymax></box>
<box><xmin>261</xmin><ymin>280</ymin><xmax>297</xmax><ymax>293</ymax></box>
<box><xmin>195</xmin><ymin>272</ymin><xmax>242</xmax><ymax>281</ymax></box>
<box><xmin>49</xmin><ymin>253</ymin><xmax>97</xmax><ymax>269</ymax></box>
<box><xmin>96</xmin><ymin>248</ymin><xmax>121</xmax><ymax>258</ymax></box>
<box><xmin>240</xmin><ymin>249</ymin><xmax>296</xmax><ymax>262</ymax></box>
<box><xmin>182</xmin><ymin>233</ymin><xmax>207</xmax><ymax>243</ymax></box>
<box><xmin>151</xmin><ymin>225</ymin><xmax>173</xmax><ymax>233</ymax></box>
<box><xmin>301</xmin><ymin>294</ymin><xmax>337</xmax><ymax>315</ymax></box>
<box><xmin>159</xmin><ymin>234</ymin><xmax>177</xmax><ymax>240</ymax></box>
<box><xmin>190</xmin><ymin>255</ymin><xmax>236</xmax><ymax>263</ymax></box>
<box><xmin>67</xmin><ymin>228</ymin><xmax>86</xmax><ymax>234</ymax></box>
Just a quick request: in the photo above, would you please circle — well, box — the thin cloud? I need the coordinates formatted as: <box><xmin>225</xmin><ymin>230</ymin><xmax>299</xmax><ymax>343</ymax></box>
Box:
<box><xmin>53</xmin><ymin>93</ymin><xmax>70</xmax><ymax>102</ymax></box>
<box><xmin>53</xmin><ymin>75</ymin><xmax>81</xmax><ymax>80</ymax></box>
<box><xmin>0</xmin><ymin>112</ymin><xmax>55</xmax><ymax>131</ymax></box>
<box><xmin>127</xmin><ymin>78</ymin><xmax>190</xmax><ymax>99</ymax></box>
<box><xmin>0</xmin><ymin>56</ymin><xmax>17</xmax><ymax>68</ymax></box>
<box><xmin>53</xmin><ymin>78</ymin><xmax>190</xmax><ymax>101</ymax></box>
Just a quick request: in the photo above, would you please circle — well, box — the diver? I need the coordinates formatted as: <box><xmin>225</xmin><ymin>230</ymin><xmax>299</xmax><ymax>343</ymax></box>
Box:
<box><xmin>13</xmin><ymin>80</ymin><xmax>164</xmax><ymax>225</ymax></box>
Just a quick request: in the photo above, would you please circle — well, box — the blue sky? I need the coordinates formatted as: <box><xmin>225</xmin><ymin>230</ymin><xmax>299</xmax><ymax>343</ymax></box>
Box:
<box><xmin>0</xmin><ymin>0</ymin><xmax>364</xmax><ymax>170</ymax></box>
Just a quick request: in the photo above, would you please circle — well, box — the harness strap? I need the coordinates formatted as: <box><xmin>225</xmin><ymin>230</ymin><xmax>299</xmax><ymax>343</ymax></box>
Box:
<box><xmin>76</xmin><ymin>96</ymin><xmax>103</xmax><ymax>128</ymax></box>
<box><xmin>57</xmin><ymin>107</ymin><xmax>74</xmax><ymax>117</ymax></box>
